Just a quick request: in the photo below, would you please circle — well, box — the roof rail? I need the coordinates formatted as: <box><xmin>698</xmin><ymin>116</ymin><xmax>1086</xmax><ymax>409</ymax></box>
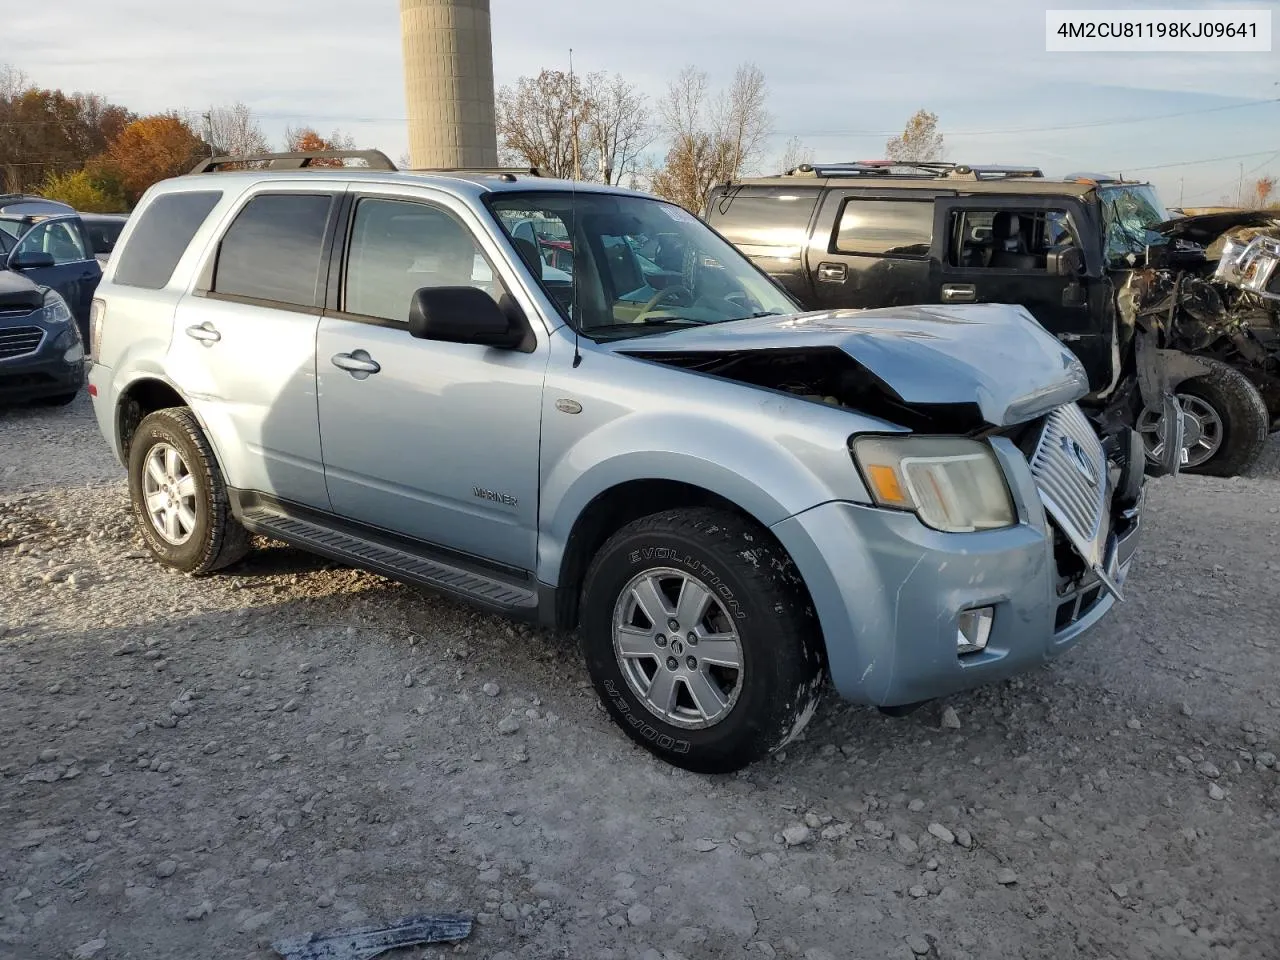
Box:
<box><xmin>783</xmin><ymin>161</ymin><xmax>1043</xmax><ymax>181</ymax></box>
<box><xmin>406</xmin><ymin>166</ymin><xmax>543</xmax><ymax>182</ymax></box>
<box><xmin>188</xmin><ymin>149</ymin><xmax>397</xmax><ymax>174</ymax></box>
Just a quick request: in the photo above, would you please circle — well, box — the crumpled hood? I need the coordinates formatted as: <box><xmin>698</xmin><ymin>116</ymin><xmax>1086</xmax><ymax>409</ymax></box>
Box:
<box><xmin>618</xmin><ymin>303</ymin><xmax>1090</xmax><ymax>427</ymax></box>
<box><xmin>1154</xmin><ymin>210</ymin><xmax>1280</xmax><ymax>246</ymax></box>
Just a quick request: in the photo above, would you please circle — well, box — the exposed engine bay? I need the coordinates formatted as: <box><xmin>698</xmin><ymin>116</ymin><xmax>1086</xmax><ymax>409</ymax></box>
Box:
<box><xmin>1135</xmin><ymin>211</ymin><xmax>1280</xmax><ymax>424</ymax></box>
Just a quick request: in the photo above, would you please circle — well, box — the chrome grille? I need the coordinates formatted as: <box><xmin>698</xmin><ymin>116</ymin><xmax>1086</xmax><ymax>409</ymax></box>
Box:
<box><xmin>1029</xmin><ymin>403</ymin><xmax>1108</xmax><ymax>569</ymax></box>
<box><xmin>0</xmin><ymin>326</ymin><xmax>45</xmax><ymax>362</ymax></box>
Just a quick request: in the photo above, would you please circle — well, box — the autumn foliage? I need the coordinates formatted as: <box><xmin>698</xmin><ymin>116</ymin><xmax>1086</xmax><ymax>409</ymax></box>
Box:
<box><xmin>103</xmin><ymin>116</ymin><xmax>206</xmax><ymax>204</ymax></box>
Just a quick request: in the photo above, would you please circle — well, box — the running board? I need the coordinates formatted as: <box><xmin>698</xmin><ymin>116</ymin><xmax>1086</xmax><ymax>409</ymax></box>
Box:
<box><xmin>236</xmin><ymin>500</ymin><xmax>538</xmax><ymax>614</ymax></box>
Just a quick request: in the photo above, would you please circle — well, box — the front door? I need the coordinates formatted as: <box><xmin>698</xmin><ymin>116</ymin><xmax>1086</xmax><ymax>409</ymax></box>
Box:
<box><xmin>9</xmin><ymin>217</ymin><xmax>101</xmax><ymax>339</ymax></box>
<box><xmin>937</xmin><ymin>197</ymin><xmax>1115</xmax><ymax>394</ymax></box>
<box><xmin>316</xmin><ymin>193</ymin><xmax>546</xmax><ymax>570</ymax></box>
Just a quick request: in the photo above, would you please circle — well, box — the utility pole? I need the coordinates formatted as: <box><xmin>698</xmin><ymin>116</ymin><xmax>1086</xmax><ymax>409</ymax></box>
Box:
<box><xmin>569</xmin><ymin>48</ymin><xmax>581</xmax><ymax>181</ymax></box>
<box><xmin>1237</xmin><ymin>161</ymin><xmax>1244</xmax><ymax>206</ymax></box>
<box><xmin>1179</xmin><ymin>177</ymin><xmax>1184</xmax><ymax>208</ymax></box>
<box><xmin>203</xmin><ymin>111</ymin><xmax>215</xmax><ymax>157</ymax></box>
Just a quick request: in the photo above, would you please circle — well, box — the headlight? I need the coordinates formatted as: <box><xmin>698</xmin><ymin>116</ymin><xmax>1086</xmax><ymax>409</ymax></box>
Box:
<box><xmin>40</xmin><ymin>292</ymin><xmax>73</xmax><ymax>326</ymax></box>
<box><xmin>851</xmin><ymin>435</ymin><xmax>1016</xmax><ymax>533</ymax></box>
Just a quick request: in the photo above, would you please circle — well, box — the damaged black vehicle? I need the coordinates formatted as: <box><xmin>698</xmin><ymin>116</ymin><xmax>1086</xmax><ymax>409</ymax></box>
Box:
<box><xmin>704</xmin><ymin>163</ymin><xmax>1280</xmax><ymax>476</ymax></box>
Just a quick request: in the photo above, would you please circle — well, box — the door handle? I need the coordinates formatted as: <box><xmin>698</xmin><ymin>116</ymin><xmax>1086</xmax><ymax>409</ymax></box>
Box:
<box><xmin>817</xmin><ymin>262</ymin><xmax>847</xmax><ymax>283</ymax></box>
<box><xmin>79</xmin><ymin>271</ymin><xmax>97</xmax><ymax>280</ymax></box>
<box><xmin>185</xmin><ymin>322</ymin><xmax>221</xmax><ymax>345</ymax></box>
<box><xmin>941</xmin><ymin>284</ymin><xmax>977</xmax><ymax>304</ymax></box>
<box><xmin>331</xmin><ymin>350</ymin><xmax>381</xmax><ymax>379</ymax></box>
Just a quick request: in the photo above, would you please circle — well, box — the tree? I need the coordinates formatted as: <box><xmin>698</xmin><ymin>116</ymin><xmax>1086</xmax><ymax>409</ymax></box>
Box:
<box><xmin>885</xmin><ymin>109</ymin><xmax>945</xmax><ymax>163</ymax></box>
<box><xmin>39</xmin><ymin>169</ymin><xmax>126</xmax><ymax>212</ymax></box>
<box><xmin>716</xmin><ymin>64</ymin><xmax>770</xmax><ymax>182</ymax></box>
<box><xmin>204</xmin><ymin>102</ymin><xmax>270</xmax><ymax>165</ymax></box>
<box><xmin>779</xmin><ymin>136</ymin><xmax>814</xmax><ymax>174</ymax></box>
<box><xmin>1249</xmin><ymin>175</ymin><xmax>1276</xmax><ymax>209</ymax></box>
<box><xmin>496</xmin><ymin>70</ymin><xmax>590</xmax><ymax>179</ymax></box>
<box><xmin>582</xmin><ymin>72</ymin><xmax>651</xmax><ymax>185</ymax></box>
<box><xmin>649</xmin><ymin>64</ymin><xmax>771</xmax><ymax>213</ymax></box>
<box><xmin>284</xmin><ymin>126</ymin><xmax>357</xmax><ymax>166</ymax></box>
<box><xmin>100</xmin><ymin>114</ymin><xmax>205</xmax><ymax>204</ymax></box>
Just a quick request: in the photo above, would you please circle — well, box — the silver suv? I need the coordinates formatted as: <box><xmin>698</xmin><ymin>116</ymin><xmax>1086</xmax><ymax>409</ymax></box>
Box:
<box><xmin>88</xmin><ymin>150</ymin><xmax>1145</xmax><ymax>772</ymax></box>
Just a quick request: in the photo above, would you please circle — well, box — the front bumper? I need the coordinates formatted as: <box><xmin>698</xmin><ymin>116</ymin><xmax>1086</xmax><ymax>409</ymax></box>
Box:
<box><xmin>771</xmin><ymin>489</ymin><xmax>1141</xmax><ymax>708</ymax></box>
<box><xmin>0</xmin><ymin>325</ymin><xmax>85</xmax><ymax>404</ymax></box>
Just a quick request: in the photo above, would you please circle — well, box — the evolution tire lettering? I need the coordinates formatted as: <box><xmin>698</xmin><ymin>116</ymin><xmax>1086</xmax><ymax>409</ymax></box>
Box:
<box><xmin>602</xmin><ymin>680</ymin><xmax>691</xmax><ymax>754</ymax></box>
<box><xmin>627</xmin><ymin>547</ymin><xmax>747</xmax><ymax>620</ymax></box>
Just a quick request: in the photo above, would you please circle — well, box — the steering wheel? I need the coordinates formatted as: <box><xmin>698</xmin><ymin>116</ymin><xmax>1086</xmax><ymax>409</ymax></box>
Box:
<box><xmin>635</xmin><ymin>285</ymin><xmax>694</xmax><ymax>323</ymax></box>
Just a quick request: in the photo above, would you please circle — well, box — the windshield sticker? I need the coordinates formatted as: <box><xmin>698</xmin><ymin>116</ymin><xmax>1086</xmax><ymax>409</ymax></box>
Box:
<box><xmin>660</xmin><ymin>205</ymin><xmax>698</xmax><ymax>224</ymax></box>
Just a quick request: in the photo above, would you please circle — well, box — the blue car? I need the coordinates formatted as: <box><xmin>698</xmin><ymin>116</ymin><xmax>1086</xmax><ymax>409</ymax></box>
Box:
<box><xmin>0</xmin><ymin>195</ymin><xmax>103</xmax><ymax>343</ymax></box>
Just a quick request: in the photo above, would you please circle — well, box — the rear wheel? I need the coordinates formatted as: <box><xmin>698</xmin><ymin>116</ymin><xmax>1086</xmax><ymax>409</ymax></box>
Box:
<box><xmin>127</xmin><ymin>407</ymin><xmax>250</xmax><ymax>574</ymax></box>
<box><xmin>579</xmin><ymin>508</ymin><xmax>825</xmax><ymax>773</ymax></box>
<box><xmin>1137</xmin><ymin>358</ymin><xmax>1269</xmax><ymax>477</ymax></box>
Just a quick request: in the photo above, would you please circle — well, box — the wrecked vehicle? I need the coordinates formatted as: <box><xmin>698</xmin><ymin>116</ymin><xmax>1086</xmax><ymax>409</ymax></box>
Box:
<box><xmin>89</xmin><ymin>150</ymin><xmax>1143</xmax><ymax>774</ymax></box>
<box><xmin>705</xmin><ymin>163</ymin><xmax>1279</xmax><ymax>475</ymax></box>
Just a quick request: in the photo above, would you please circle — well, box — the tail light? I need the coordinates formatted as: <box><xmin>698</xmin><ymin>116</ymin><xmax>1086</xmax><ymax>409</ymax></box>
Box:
<box><xmin>89</xmin><ymin>298</ymin><xmax>105</xmax><ymax>363</ymax></box>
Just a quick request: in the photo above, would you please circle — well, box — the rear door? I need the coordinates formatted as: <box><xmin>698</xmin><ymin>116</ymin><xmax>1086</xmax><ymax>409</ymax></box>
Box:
<box><xmin>8</xmin><ymin>216</ymin><xmax>101</xmax><ymax>338</ymax></box>
<box><xmin>935</xmin><ymin>196</ymin><xmax>1115</xmax><ymax>393</ymax></box>
<box><xmin>805</xmin><ymin>189</ymin><xmax>952</xmax><ymax>311</ymax></box>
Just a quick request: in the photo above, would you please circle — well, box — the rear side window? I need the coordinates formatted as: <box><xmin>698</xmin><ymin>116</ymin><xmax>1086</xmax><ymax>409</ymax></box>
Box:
<box><xmin>213</xmin><ymin>194</ymin><xmax>333</xmax><ymax>307</ymax></box>
<box><xmin>834</xmin><ymin>199</ymin><xmax>933</xmax><ymax>257</ymax></box>
<box><xmin>113</xmin><ymin>191</ymin><xmax>222</xmax><ymax>289</ymax></box>
<box><xmin>706</xmin><ymin>187</ymin><xmax>818</xmax><ymax>251</ymax></box>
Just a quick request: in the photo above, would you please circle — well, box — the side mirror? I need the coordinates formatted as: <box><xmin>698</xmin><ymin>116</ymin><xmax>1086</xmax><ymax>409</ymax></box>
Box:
<box><xmin>10</xmin><ymin>251</ymin><xmax>56</xmax><ymax>270</ymax></box>
<box><xmin>1047</xmin><ymin>245</ymin><xmax>1085</xmax><ymax>277</ymax></box>
<box><xmin>408</xmin><ymin>286</ymin><xmax>526</xmax><ymax>350</ymax></box>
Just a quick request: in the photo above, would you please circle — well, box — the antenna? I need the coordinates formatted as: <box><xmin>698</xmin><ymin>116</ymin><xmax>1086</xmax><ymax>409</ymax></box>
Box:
<box><xmin>569</xmin><ymin>46</ymin><xmax>583</xmax><ymax>368</ymax></box>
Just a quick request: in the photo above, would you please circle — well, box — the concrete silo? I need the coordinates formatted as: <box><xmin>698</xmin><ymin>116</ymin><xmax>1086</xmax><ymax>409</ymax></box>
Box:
<box><xmin>400</xmin><ymin>0</ymin><xmax>499</xmax><ymax>169</ymax></box>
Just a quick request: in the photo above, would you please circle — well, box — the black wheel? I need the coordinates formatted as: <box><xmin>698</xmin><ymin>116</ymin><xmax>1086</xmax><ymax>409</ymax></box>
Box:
<box><xmin>579</xmin><ymin>507</ymin><xmax>825</xmax><ymax>774</ymax></box>
<box><xmin>1137</xmin><ymin>358</ymin><xmax>1269</xmax><ymax>477</ymax></box>
<box><xmin>127</xmin><ymin>407</ymin><xmax>250</xmax><ymax>574</ymax></box>
<box><xmin>32</xmin><ymin>392</ymin><xmax>78</xmax><ymax>407</ymax></box>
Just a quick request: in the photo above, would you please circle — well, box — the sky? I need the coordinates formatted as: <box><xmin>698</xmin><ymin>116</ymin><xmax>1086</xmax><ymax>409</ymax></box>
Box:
<box><xmin>5</xmin><ymin>0</ymin><xmax>1279</xmax><ymax>207</ymax></box>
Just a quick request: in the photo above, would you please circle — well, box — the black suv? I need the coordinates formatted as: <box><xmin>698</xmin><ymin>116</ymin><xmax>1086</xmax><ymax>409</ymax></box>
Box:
<box><xmin>705</xmin><ymin>162</ymin><xmax>1280</xmax><ymax>476</ymax></box>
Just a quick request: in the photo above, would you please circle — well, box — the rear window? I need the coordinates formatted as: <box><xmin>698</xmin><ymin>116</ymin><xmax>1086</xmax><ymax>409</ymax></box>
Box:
<box><xmin>113</xmin><ymin>192</ymin><xmax>222</xmax><ymax>289</ymax></box>
<box><xmin>834</xmin><ymin>199</ymin><xmax>934</xmax><ymax>257</ymax></box>
<box><xmin>706</xmin><ymin>187</ymin><xmax>818</xmax><ymax>251</ymax></box>
<box><xmin>212</xmin><ymin>194</ymin><xmax>333</xmax><ymax>307</ymax></box>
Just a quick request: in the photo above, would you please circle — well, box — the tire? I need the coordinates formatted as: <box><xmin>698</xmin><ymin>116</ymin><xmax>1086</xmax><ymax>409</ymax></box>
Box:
<box><xmin>1138</xmin><ymin>358</ymin><xmax>1269</xmax><ymax>477</ymax></box>
<box><xmin>127</xmin><ymin>407</ymin><xmax>250</xmax><ymax>575</ymax></box>
<box><xmin>579</xmin><ymin>507</ymin><xmax>825</xmax><ymax>774</ymax></box>
<box><xmin>32</xmin><ymin>392</ymin><xmax>78</xmax><ymax>407</ymax></box>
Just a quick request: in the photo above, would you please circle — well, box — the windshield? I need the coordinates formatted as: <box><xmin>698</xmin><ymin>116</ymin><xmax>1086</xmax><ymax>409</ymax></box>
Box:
<box><xmin>1100</xmin><ymin>184</ymin><xmax>1169</xmax><ymax>262</ymax></box>
<box><xmin>486</xmin><ymin>191</ymin><xmax>798</xmax><ymax>340</ymax></box>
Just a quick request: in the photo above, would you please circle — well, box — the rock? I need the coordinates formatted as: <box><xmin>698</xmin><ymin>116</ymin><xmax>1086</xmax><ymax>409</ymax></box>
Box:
<box><xmin>996</xmin><ymin>868</ymin><xmax>1018</xmax><ymax>886</ymax></box>
<box><xmin>627</xmin><ymin>903</ymin><xmax>652</xmax><ymax>926</ymax></box>
<box><xmin>38</xmin><ymin>748</ymin><xmax>59</xmax><ymax>763</ymax></box>
<box><xmin>282</xmin><ymin>699</ymin><xmax>299</xmax><ymax>713</ymax></box>
<box><xmin>954</xmin><ymin>828</ymin><xmax>973</xmax><ymax>849</ymax></box>
<box><xmin>908</xmin><ymin>799</ymin><xmax>925</xmax><ymax>812</ymax></box>
<box><xmin>908</xmin><ymin>885</ymin><xmax>928</xmax><ymax>898</ymax></box>
<box><xmin>1110</xmin><ymin>883</ymin><xmax>1128</xmax><ymax>899</ymax></box>
<box><xmin>896</xmin><ymin>833</ymin><xmax>919</xmax><ymax>854</ymax></box>
<box><xmin>316</xmin><ymin>893</ymin><xmax>334</xmax><ymax>909</ymax></box>
<box><xmin>155</xmin><ymin>859</ymin><xmax>178</xmax><ymax>878</ymax></box>
<box><xmin>927</xmin><ymin>823</ymin><xmax>955</xmax><ymax>845</ymax></box>
<box><xmin>1197</xmin><ymin>761</ymin><xmax>1221</xmax><ymax>779</ymax></box>
<box><xmin>240</xmin><ymin>910</ymin><xmax>275</xmax><ymax>933</ymax></box>
<box><xmin>1179</xmin><ymin>702</ymin><xmax>1193</xmax><ymax>717</ymax></box>
<box><xmin>940</xmin><ymin>706</ymin><xmax>961</xmax><ymax>730</ymax></box>
<box><xmin>84</xmin><ymin>830</ymin><xmax>101</xmax><ymax>843</ymax></box>
<box><xmin>499</xmin><ymin>902</ymin><xmax>518</xmax><ymax>921</ymax></box>
<box><xmin>202</xmin><ymin>741</ymin><xmax>220</xmax><ymax>755</ymax></box>
<box><xmin>1126</xmin><ymin>718</ymin><xmax>1142</xmax><ymax>730</ymax></box>
<box><xmin>185</xmin><ymin>900</ymin><xmax>212</xmax><ymax>921</ymax></box>
<box><xmin>497</xmin><ymin>716</ymin><xmax>520</xmax><ymax>736</ymax></box>
<box><xmin>782</xmin><ymin>824</ymin><xmax>812</xmax><ymax>847</ymax></box>
<box><xmin>112</xmin><ymin>643</ymin><xmax>140</xmax><ymax>656</ymax></box>
<box><xmin>1208</xmin><ymin>784</ymin><xmax>1226</xmax><ymax>801</ymax></box>
<box><xmin>403</xmin><ymin>673</ymin><xmax>415</xmax><ymax>688</ymax></box>
<box><xmin>72</xmin><ymin>938</ymin><xmax>107</xmax><ymax>959</ymax></box>
<box><xmin>693</xmin><ymin>838</ymin><xmax>718</xmax><ymax>852</ymax></box>
<box><xmin>483</xmin><ymin>682</ymin><xmax>501</xmax><ymax>698</ymax></box>
<box><xmin>169</xmin><ymin>700</ymin><xmax>190</xmax><ymax>717</ymax></box>
<box><xmin>905</xmin><ymin>935</ymin><xmax>932</xmax><ymax>956</ymax></box>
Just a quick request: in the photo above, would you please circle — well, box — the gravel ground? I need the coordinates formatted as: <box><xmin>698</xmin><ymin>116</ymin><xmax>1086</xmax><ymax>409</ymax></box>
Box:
<box><xmin>2</xmin><ymin>394</ymin><xmax>1278</xmax><ymax>960</ymax></box>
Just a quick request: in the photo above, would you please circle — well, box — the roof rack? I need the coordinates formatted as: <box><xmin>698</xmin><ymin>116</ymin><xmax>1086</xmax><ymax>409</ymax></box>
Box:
<box><xmin>784</xmin><ymin>161</ymin><xmax>1044</xmax><ymax>181</ymax></box>
<box><xmin>405</xmin><ymin>166</ymin><xmax>543</xmax><ymax>182</ymax></box>
<box><xmin>189</xmin><ymin>149</ymin><xmax>398</xmax><ymax>174</ymax></box>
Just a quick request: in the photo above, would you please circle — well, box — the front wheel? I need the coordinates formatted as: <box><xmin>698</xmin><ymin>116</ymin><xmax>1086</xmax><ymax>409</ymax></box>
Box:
<box><xmin>127</xmin><ymin>407</ymin><xmax>250</xmax><ymax>574</ymax></box>
<box><xmin>579</xmin><ymin>508</ymin><xmax>825</xmax><ymax>774</ymax></box>
<box><xmin>1137</xmin><ymin>358</ymin><xmax>1269</xmax><ymax>477</ymax></box>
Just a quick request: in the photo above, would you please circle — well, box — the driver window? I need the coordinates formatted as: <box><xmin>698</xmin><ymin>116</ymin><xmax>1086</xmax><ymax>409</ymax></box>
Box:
<box><xmin>948</xmin><ymin>209</ymin><xmax>1075</xmax><ymax>271</ymax></box>
<box><xmin>344</xmin><ymin>197</ymin><xmax>503</xmax><ymax>323</ymax></box>
<box><xmin>16</xmin><ymin>221</ymin><xmax>89</xmax><ymax>264</ymax></box>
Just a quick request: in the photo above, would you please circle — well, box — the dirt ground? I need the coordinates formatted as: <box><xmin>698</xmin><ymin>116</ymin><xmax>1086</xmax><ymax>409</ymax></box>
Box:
<box><xmin>1</xmin><ymin>394</ymin><xmax>1278</xmax><ymax>960</ymax></box>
